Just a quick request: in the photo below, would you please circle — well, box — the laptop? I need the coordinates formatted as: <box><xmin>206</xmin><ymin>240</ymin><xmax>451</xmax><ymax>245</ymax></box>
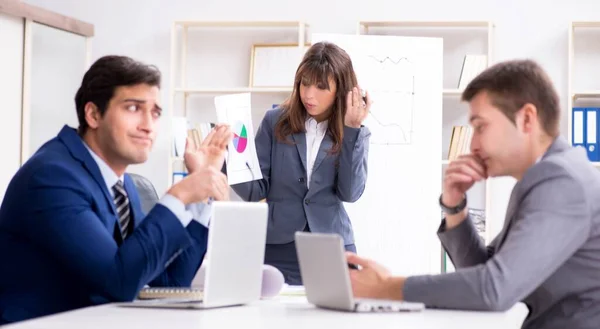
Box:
<box><xmin>119</xmin><ymin>201</ymin><xmax>268</xmax><ymax>309</ymax></box>
<box><xmin>295</xmin><ymin>232</ymin><xmax>425</xmax><ymax>313</ymax></box>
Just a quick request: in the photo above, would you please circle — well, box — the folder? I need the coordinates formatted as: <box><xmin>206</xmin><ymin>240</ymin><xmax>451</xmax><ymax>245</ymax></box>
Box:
<box><xmin>572</xmin><ymin>107</ymin><xmax>585</xmax><ymax>151</ymax></box>
<box><xmin>586</xmin><ymin>108</ymin><xmax>600</xmax><ymax>162</ymax></box>
<box><xmin>572</xmin><ymin>107</ymin><xmax>600</xmax><ymax>162</ymax></box>
<box><xmin>172</xmin><ymin>172</ymin><xmax>188</xmax><ymax>185</ymax></box>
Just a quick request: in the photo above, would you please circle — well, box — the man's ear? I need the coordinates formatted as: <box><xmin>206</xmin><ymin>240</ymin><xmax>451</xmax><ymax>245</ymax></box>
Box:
<box><xmin>84</xmin><ymin>102</ymin><xmax>101</xmax><ymax>130</ymax></box>
<box><xmin>519</xmin><ymin>103</ymin><xmax>537</xmax><ymax>133</ymax></box>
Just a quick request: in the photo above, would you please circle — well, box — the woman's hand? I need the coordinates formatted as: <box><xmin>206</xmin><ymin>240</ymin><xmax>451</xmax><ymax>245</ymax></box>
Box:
<box><xmin>345</xmin><ymin>86</ymin><xmax>372</xmax><ymax>128</ymax></box>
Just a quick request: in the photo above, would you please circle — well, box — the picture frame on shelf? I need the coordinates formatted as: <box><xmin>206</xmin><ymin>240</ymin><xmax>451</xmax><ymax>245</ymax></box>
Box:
<box><xmin>249</xmin><ymin>43</ymin><xmax>310</xmax><ymax>88</ymax></box>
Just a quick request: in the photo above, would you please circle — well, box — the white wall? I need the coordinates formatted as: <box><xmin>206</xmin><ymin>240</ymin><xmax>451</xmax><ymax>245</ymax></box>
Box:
<box><xmin>22</xmin><ymin>0</ymin><xmax>600</xmax><ymax>226</ymax></box>
<box><xmin>0</xmin><ymin>13</ymin><xmax>24</xmax><ymax>201</ymax></box>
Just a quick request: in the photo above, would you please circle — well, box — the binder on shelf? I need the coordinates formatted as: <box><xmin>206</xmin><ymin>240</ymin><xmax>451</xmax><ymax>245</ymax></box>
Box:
<box><xmin>572</xmin><ymin>107</ymin><xmax>600</xmax><ymax>162</ymax></box>
<box><xmin>587</xmin><ymin>108</ymin><xmax>600</xmax><ymax>162</ymax></box>
<box><xmin>172</xmin><ymin>172</ymin><xmax>187</xmax><ymax>185</ymax></box>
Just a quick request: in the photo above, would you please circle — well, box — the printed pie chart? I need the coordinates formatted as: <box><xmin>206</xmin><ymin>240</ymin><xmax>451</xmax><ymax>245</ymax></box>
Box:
<box><xmin>233</xmin><ymin>122</ymin><xmax>248</xmax><ymax>153</ymax></box>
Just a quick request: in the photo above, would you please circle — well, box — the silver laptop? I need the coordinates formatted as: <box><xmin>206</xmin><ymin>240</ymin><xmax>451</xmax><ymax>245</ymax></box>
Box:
<box><xmin>295</xmin><ymin>232</ymin><xmax>425</xmax><ymax>313</ymax></box>
<box><xmin>120</xmin><ymin>201</ymin><xmax>268</xmax><ymax>309</ymax></box>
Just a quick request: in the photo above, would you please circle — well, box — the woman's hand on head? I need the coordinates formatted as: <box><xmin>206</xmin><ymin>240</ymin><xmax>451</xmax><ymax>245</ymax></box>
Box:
<box><xmin>345</xmin><ymin>86</ymin><xmax>371</xmax><ymax>128</ymax></box>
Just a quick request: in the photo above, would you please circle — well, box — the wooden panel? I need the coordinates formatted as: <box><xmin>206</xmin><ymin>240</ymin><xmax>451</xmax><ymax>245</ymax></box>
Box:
<box><xmin>572</xmin><ymin>21</ymin><xmax>600</xmax><ymax>28</ymax></box>
<box><xmin>360</xmin><ymin>21</ymin><xmax>490</xmax><ymax>28</ymax></box>
<box><xmin>0</xmin><ymin>0</ymin><xmax>93</xmax><ymax>37</ymax></box>
<box><xmin>176</xmin><ymin>20</ymin><xmax>303</xmax><ymax>28</ymax></box>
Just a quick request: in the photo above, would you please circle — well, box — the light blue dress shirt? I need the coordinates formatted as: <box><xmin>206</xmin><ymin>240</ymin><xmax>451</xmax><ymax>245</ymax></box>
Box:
<box><xmin>83</xmin><ymin>142</ymin><xmax>211</xmax><ymax>228</ymax></box>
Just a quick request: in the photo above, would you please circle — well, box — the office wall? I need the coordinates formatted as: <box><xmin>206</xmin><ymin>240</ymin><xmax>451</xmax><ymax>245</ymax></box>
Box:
<box><xmin>0</xmin><ymin>13</ymin><xmax>24</xmax><ymax>202</ymax></box>
<box><xmin>22</xmin><ymin>0</ymin><xmax>600</xmax><ymax>232</ymax></box>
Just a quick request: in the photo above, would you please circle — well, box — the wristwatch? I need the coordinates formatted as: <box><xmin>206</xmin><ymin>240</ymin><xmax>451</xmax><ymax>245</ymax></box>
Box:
<box><xmin>439</xmin><ymin>194</ymin><xmax>467</xmax><ymax>215</ymax></box>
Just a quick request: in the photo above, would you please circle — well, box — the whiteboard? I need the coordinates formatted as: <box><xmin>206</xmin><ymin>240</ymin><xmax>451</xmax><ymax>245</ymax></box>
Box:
<box><xmin>0</xmin><ymin>13</ymin><xmax>24</xmax><ymax>200</ymax></box>
<box><xmin>250</xmin><ymin>44</ymin><xmax>308</xmax><ymax>87</ymax></box>
<box><xmin>28</xmin><ymin>22</ymin><xmax>87</xmax><ymax>158</ymax></box>
<box><xmin>312</xmin><ymin>33</ymin><xmax>443</xmax><ymax>276</ymax></box>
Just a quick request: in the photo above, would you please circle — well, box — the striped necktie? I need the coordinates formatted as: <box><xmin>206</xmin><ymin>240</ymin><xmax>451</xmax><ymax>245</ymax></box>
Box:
<box><xmin>112</xmin><ymin>180</ymin><xmax>132</xmax><ymax>240</ymax></box>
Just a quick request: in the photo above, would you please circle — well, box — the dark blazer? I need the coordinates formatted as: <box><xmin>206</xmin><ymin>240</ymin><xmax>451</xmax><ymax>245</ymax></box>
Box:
<box><xmin>231</xmin><ymin>108</ymin><xmax>371</xmax><ymax>245</ymax></box>
<box><xmin>0</xmin><ymin>126</ymin><xmax>207</xmax><ymax>324</ymax></box>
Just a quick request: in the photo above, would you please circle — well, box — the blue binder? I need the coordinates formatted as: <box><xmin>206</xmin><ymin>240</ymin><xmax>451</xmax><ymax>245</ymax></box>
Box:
<box><xmin>572</xmin><ymin>107</ymin><xmax>600</xmax><ymax>161</ymax></box>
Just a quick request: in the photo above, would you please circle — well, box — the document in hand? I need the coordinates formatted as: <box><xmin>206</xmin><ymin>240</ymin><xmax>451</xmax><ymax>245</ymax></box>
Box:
<box><xmin>214</xmin><ymin>92</ymin><xmax>263</xmax><ymax>185</ymax></box>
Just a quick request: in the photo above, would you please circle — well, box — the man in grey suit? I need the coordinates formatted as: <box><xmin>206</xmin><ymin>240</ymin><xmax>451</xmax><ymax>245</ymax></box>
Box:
<box><xmin>346</xmin><ymin>59</ymin><xmax>600</xmax><ymax>329</ymax></box>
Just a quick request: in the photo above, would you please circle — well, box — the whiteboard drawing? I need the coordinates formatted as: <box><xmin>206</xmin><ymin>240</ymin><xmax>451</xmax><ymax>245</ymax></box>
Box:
<box><xmin>359</xmin><ymin>54</ymin><xmax>416</xmax><ymax>145</ymax></box>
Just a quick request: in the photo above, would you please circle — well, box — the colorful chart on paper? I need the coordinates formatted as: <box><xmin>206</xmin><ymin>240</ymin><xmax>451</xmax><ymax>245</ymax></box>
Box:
<box><xmin>233</xmin><ymin>121</ymin><xmax>248</xmax><ymax>153</ymax></box>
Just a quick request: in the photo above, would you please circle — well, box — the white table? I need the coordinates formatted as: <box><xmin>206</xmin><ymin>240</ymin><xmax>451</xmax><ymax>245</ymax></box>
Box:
<box><xmin>4</xmin><ymin>296</ymin><xmax>529</xmax><ymax>329</ymax></box>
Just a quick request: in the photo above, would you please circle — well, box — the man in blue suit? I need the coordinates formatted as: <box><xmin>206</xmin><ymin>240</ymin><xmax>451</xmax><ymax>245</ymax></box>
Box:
<box><xmin>0</xmin><ymin>55</ymin><xmax>232</xmax><ymax>324</ymax></box>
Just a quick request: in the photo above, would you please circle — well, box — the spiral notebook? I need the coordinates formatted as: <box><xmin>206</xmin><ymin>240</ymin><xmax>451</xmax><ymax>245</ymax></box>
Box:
<box><xmin>137</xmin><ymin>287</ymin><xmax>204</xmax><ymax>300</ymax></box>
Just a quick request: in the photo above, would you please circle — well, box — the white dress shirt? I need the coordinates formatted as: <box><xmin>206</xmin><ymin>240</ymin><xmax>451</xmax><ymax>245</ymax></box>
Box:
<box><xmin>83</xmin><ymin>143</ymin><xmax>211</xmax><ymax>228</ymax></box>
<box><xmin>305</xmin><ymin>117</ymin><xmax>328</xmax><ymax>189</ymax></box>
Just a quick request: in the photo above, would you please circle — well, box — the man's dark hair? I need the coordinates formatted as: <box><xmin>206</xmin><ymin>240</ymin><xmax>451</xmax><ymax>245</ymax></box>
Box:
<box><xmin>462</xmin><ymin>59</ymin><xmax>560</xmax><ymax>137</ymax></box>
<box><xmin>74</xmin><ymin>55</ymin><xmax>161</xmax><ymax>135</ymax></box>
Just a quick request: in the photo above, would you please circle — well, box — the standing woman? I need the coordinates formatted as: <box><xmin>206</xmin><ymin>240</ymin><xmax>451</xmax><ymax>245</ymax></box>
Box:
<box><xmin>229</xmin><ymin>41</ymin><xmax>372</xmax><ymax>285</ymax></box>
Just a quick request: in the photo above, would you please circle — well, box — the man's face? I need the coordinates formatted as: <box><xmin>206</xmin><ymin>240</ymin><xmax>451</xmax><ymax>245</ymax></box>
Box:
<box><xmin>90</xmin><ymin>83</ymin><xmax>161</xmax><ymax>167</ymax></box>
<box><xmin>468</xmin><ymin>91</ymin><xmax>526</xmax><ymax>178</ymax></box>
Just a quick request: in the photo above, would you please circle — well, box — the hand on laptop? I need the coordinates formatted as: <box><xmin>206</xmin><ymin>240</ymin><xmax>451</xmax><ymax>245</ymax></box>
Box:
<box><xmin>184</xmin><ymin>124</ymin><xmax>233</xmax><ymax>173</ymax></box>
<box><xmin>168</xmin><ymin>167</ymin><xmax>230</xmax><ymax>204</ymax></box>
<box><xmin>346</xmin><ymin>252</ymin><xmax>405</xmax><ymax>301</ymax></box>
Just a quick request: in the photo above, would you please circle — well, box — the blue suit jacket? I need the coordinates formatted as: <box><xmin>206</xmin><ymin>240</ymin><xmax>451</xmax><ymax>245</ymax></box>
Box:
<box><xmin>0</xmin><ymin>126</ymin><xmax>208</xmax><ymax>324</ymax></box>
<box><xmin>231</xmin><ymin>109</ymin><xmax>371</xmax><ymax>245</ymax></box>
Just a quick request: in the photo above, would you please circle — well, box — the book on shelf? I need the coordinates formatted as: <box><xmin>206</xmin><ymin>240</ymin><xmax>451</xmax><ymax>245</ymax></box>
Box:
<box><xmin>457</xmin><ymin>54</ymin><xmax>487</xmax><ymax>90</ymax></box>
<box><xmin>171</xmin><ymin>118</ymin><xmax>216</xmax><ymax>185</ymax></box>
<box><xmin>447</xmin><ymin>125</ymin><xmax>473</xmax><ymax>160</ymax></box>
<box><xmin>187</xmin><ymin>122</ymin><xmax>216</xmax><ymax>150</ymax></box>
<box><xmin>171</xmin><ymin>117</ymin><xmax>216</xmax><ymax>157</ymax></box>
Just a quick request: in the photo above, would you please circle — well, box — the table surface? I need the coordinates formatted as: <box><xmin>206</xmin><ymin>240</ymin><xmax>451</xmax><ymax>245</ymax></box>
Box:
<box><xmin>3</xmin><ymin>296</ymin><xmax>530</xmax><ymax>329</ymax></box>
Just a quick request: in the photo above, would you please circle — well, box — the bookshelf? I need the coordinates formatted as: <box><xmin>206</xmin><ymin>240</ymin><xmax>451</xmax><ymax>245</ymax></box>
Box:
<box><xmin>168</xmin><ymin>20</ymin><xmax>309</xmax><ymax>188</ymax></box>
<box><xmin>357</xmin><ymin>20</ymin><xmax>495</xmax><ymax>272</ymax></box>
<box><xmin>568</xmin><ymin>21</ymin><xmax>600</xmax><ymax>168</ymax></box>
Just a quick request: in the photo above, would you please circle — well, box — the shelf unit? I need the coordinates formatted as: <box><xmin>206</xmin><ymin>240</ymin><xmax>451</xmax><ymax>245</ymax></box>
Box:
<box><xmin>168</xmin><ymin>20</ymin><xmax>309</xmax><ymax>187</ymax></box>
<box><xmin>568</xmin><ymin>21</ymin><xmax>600</xmax><ymax>168</ymax></box>
<box><xmin>358</xmin><ymin>20</ymin><xmax>495</xmax><ymax>273</ymax></box>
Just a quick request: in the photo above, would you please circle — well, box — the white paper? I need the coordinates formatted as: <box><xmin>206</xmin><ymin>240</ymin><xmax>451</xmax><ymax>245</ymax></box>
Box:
<box><xmin>574</xmin><ymin>111</ymin><xmax>584</xmax><ymax>144</ymax></box>
<box><xmin>171</xmin><ymin>116</ymin><xmax>188</xmax><ymax>157</ymax></box>
<box><xmin>587</xmin><ymin>110</ymin><xmax>597</xmax><ymax>144</ymax></box>
<box><xmin>214</xmin><ymin>93</ymin><xmax>263</xmax><ymax>185</ymax></box>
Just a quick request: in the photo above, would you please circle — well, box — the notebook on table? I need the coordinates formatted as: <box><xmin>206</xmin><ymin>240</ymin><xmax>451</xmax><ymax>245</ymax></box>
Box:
<box><xmin>137</xmin><ymin>287</ymin><xmax>204</xmax><ymax>300</ymax></box>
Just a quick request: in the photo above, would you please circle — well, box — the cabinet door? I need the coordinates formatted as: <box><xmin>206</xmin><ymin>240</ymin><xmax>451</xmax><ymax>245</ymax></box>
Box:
<box><xmin>0</xmin><ymin>13</ymin><xmax>24</xmax><ymax>200</ymax></box>
<box><xmin>27</xmin><ymin>21</ymin><xmax>87</xmax><ymax>159</ymax></box>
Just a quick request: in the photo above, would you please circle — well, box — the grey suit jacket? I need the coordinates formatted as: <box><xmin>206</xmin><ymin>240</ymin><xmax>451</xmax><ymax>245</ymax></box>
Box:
<box><xmin>230</xmin><ymin>108</ymin><xmax>371</xmax><ymax>245</ymax></box>
<box><xmin>403</xmin><ymin>136</ymin><xmax>600</xmax><ymax>329</ymax></box>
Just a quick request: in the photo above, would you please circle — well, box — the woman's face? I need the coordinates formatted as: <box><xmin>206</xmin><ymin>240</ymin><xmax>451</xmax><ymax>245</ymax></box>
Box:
<box><xmin>299</xmin><ymin>76</ymin><xmax>337</xmax><ymax>122</ymax></box>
